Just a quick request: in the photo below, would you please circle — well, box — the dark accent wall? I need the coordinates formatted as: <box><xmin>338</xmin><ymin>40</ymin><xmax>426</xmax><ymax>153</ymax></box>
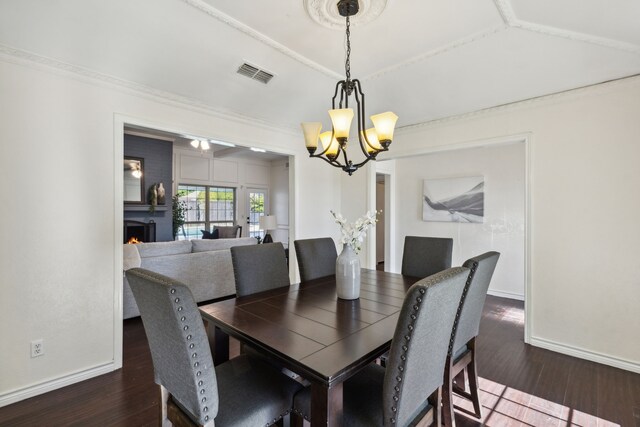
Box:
<box><xmin>124</xmin><ymin>134</ymin><xmax>173</xmax><ymax>242</ymax></box>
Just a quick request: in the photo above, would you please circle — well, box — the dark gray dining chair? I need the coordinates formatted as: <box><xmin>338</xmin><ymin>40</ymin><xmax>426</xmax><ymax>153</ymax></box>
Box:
<box><xmin>293</xmin><ymin>237</ymin><xmax>338</xmax><ymax>282</ymax></box>
<box><xmin>442</xmin><ymin>252</ymin><xmax>500</xmax><ymax>427</ymax></box>
<box><xmin>401</xmin><ymin>236</ymin><xmax>453</xmax><ymax>278</ymax></box>
<box><xmin>291</xmin><ymin>267</ymin><xmax>469</xmax><ymax>427</ymax></box>
<box><xmin>230</xmin><ymin>242</ymin><xmax>290</xmax><ymax>297</ymax></box>
<box><xmin>125</xmin><ymin>268</ymin><xmax>303</xmax><ymax>427</ymax></box>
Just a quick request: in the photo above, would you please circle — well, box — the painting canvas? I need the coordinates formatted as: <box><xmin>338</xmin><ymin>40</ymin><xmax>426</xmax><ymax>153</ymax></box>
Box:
<box><xmin>423</xmin><ymin>176</ymin><xmax>484</xmax><ymax>223</ymax></box>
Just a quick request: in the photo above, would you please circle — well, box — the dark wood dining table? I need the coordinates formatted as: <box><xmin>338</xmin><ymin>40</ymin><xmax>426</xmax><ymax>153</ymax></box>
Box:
<box><xmin>199</xmin><ymin>269</ymin><xmax>419</xmax><ymax>426</ymax></box>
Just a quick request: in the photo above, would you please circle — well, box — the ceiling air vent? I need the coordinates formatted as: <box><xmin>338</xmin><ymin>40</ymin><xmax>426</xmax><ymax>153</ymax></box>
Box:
<box><xmin>237</xmin><ymin>62</ymin><xmax>274</xmax><ymax>84</ymax></box>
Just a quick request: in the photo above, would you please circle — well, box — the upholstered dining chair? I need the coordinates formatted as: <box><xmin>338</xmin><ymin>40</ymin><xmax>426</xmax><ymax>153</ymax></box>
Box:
<box><xmin>214</xmin><ymin>224</ymin><xmax>242</xmax><ymax>238</ymax></box>
<box><xmin>442</xmin><ymin>251</ymin><xmax>500</xmax><ymax>427</ymax></box>
<box><xmin>291</xmin><ymin>267</ymin><xmax>469</xmax><ymax>427</ymax></box>
<box><xmin>125</xmin><ymin>268</ymin><xmax>303</xmax><ymax>427</ymax></box>
<box><xmin>401</xmin><ymin>236</ymin><xmax>453</xmax><ymax>279</ymax></box>
<box><xmin>230</xmin><ymin>242</ymin><xmax>290</xmax><ymax>297</ymax></box>
<box><xmin>293</xmin><ymin>237</ymin><xmax>338</xmax><ymax>282</ymax></box>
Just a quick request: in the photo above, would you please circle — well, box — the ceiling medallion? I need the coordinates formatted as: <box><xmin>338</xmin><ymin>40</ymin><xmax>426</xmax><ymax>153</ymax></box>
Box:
<box><xmin>304</xmin><ymin>0</ymin><xmax>387</xmax><ymax>30</ymax></box>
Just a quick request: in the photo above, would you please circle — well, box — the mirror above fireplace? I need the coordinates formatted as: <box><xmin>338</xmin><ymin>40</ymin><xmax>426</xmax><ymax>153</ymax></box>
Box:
<box><xmin>124</xmin><ymin>157</ymin><xmax>144</xmax><ymax>204</ymax></box>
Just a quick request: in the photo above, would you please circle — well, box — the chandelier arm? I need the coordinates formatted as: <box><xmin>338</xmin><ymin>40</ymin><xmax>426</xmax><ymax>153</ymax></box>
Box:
<box><xmin>352</xmin><ymin>80</ymin><xmax>378</xmax><ymax>159</ymax></box>
<box><xmin>331</xmin><ymin>80</ymin><xmax>344</xmax><ymax>110</ymax></box>
<box><xmin>340</xmin><ymin>145</ymin><xmax>350</xmax><ymax>166</ymax></box>
<box><xmin>350</xmin><ymin>157</ymin><xmax>374</xmax><ymax>170</ymax></box>
<box><xmin>313</xmin><ymin>153</ymin><xmax>344</xmax><ymax>169</ymax></box>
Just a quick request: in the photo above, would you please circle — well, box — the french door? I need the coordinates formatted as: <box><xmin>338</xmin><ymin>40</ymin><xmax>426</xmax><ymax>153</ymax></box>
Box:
<box><xmin>246</xmin><ymin>188</ymin><xmax>267</xmax><ymax>239</ymax></box>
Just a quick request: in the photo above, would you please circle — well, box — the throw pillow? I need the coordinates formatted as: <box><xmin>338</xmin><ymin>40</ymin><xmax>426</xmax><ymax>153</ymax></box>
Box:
<box><xmin>201</xmin><ymin>229</ymin><xmax>219</xmax><ymax>240</ymax></box>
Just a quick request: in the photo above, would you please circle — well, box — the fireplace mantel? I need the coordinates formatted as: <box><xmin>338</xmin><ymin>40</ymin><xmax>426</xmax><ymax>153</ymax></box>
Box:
<box><xmin>124</xmin><ymin>205</ymin><xmax>168</xmax><ymax>212</ymax></box>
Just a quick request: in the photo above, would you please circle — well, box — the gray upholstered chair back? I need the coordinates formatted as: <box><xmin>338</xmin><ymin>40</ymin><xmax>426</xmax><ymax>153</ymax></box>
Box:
<box><xmin>230</xmin><ymin>242</ymin><xmax>290</xmax><ymax>297</ymax></box>
<box><xmin>382</xmin><ymin>267</ymin><xmax>469</xmax><ymax>427</ymax></box>
<box><xmin>125</xmin><ymin>268</ymin><xmax>218</xmax><ymax>425</ymax></box>
<box><xmin>451</xmin><ymin>251</ymin><xmax>500</xmax><ymax>353</ymax></box>
<box><xmin>294</xmin><ymin>237</ymin><xmax>338</xmax><ymax>282</ymax></box>
<box><xmin>401</xmin><ymin>236</ymin><xmax>453</xmax><ymax>278</ymax></box>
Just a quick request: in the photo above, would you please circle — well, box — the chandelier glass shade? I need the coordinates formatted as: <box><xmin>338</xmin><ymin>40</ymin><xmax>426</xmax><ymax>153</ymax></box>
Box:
<box><xmin>301</xmin><ymin>0</ymin><xmax>398</xmax><ymax>176</ymax></box>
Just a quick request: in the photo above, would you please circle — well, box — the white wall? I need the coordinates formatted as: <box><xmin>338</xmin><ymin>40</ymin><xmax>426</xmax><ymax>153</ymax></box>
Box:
<box><xmin>269</xmin><ymin>159</ymin><xmax>290</xmax><ymax>245</ymax></box>
<box><xmin>392</xmin><ymin>143</ymin><xmax>526</xmax><ymax>300</ymax></box>
<box><xmin>362</xmin><ymin>77</ymin><xmax>640</xmax><ymax>372</ymax></box>
<box><xmin>375</xmin><ymin>180</ymin><xmax>385</xmax><ymax>264</ymax></box>
<box><xmin>0</xmin><ymin>56</ymin><xmax>339</xmax><ymax>405</ymax></box>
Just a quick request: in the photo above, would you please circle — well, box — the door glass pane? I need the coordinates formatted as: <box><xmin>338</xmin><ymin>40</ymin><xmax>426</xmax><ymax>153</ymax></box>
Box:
<box><xmin>248</xmin><ymin>190</ymin><xmax>266</xmax><ymax>238</ymax></box>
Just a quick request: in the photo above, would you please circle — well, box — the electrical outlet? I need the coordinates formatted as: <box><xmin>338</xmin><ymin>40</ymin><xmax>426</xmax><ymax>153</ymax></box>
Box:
<box><xmin>31</xmin><ymin>339</ymin><xmax>44</xmax><ymax>358</ymax></box>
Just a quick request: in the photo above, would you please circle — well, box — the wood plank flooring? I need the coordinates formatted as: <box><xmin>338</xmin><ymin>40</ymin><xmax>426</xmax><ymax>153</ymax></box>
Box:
<box><xmin>0</xmin><ymin>295</ymin><xmax>638</xmax><ymax>426</ymax></box>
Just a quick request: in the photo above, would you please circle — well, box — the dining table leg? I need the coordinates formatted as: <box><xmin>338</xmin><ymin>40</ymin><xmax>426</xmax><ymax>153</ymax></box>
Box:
<box><xmin>205</xmin><ymin>321</ymin><xmax>229</xmax><ymax>366</ymax></box>
<box><xmin>310</xmin><ymin>381</ymin><xmax>343</xmax><ymax>426</ymax></box>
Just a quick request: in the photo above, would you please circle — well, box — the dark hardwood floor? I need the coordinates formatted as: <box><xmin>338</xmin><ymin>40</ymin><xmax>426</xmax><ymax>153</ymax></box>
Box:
<box><xmin>1</xmin><ymin>296</ymin><xmax>638</xmax><ymax>426</ymax></box>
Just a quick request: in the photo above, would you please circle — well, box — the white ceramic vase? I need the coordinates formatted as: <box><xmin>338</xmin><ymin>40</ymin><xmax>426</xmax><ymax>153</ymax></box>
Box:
<box><xmin>336</xmin><ymin>243</ymin><xmax>361</xmax><ymax>300</ymax></box>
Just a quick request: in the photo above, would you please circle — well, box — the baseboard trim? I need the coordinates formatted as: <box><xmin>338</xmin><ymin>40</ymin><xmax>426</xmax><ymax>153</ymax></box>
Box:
<box><xmin>487</xmin><ymin>289</ymin><xmax>524</xmax><ymax>301</ymax></box>
<box><xmin>530</xmin><ymin>336</ymin><xmax>640</xmax><ymax>374</ymax></box>
<box><xmin>0</xmin><ymin>362</ymin><xmax>116</xmax><ymax>408</ymax></box>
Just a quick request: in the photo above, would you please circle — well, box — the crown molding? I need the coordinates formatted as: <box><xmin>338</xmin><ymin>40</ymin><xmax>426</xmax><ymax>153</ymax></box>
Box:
<box><xmin>0</xmin><ymin>43</ymin><xmax>299</xmax><ymax>136</ymax></box>
<box><xmin>362</xmin><ymin>25</ymin><xmax>508</xmax><ymax>81</ymax></box>
<box><xmin>304</xmin><ymin>0</ymin><xmax>387</xmax><ymax>30</ymax></box>
<box><xmin>513</xmin><ymin>21</ymin><xmax>640</xmax><ymax>54</ymax></box>
<box><xmin>181</xmin><ymin>0</ymin><xmax>342</xmax><ymax>80</ymax></box>
<box><xmin>493</xmin><ymin>0</ymin><xmax>640</xmax><ymax>55</ymax></box>
<box><xmin>396</xmin><ymin>73</ymin><xmax>640</xmax><ymax>133</ymax></box>
<box><xmin>492</xmin><ymin>0</ymin><xmax>518</xmax><ymax>26</ymax></box>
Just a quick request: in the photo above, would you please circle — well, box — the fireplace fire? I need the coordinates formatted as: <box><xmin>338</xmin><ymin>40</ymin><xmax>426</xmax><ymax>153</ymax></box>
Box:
<box><xmin>123</xmin><ymin>220</ymin><xmax>156</xmax><ymax>244</ymax></box>
<box><xmin>127</xmin><ymin>237</ymin><xmax>142</xmax><ymax>244</ymax></box>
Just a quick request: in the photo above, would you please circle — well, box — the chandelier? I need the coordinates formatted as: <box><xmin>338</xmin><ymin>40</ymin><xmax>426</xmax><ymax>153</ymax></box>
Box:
<box><xmin>301</xmin><ymin>0</ymin><xmax>398</xmax><ymax>176</ymax></box>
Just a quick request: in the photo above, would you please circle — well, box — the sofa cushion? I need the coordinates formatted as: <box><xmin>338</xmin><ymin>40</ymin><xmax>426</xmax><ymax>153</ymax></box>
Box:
<box><xmin>201</xmin><ymin>229</ymin><xmax>219</xmax><ymax>239</ymax></box>
<box><xmin>215</xmin><ymin>225</ymin><xmax>241</xmax><ymax>239</ymax></box>
<box><xmin>136</xmin><ymin>241</ymin><xmax>192</xmax><ymax>258</ymax></box>
<box><xmin>191</xmin><ymin>237</ymin><xmax>257</xmax><ymax>253</ymax></box>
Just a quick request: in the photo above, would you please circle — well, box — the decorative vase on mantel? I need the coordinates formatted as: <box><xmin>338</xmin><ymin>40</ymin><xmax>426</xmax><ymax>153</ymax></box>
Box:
<box><xmin>336</xmin><ymin>243</ymin><xmax>361</xmax><ymax>300</ymax></box>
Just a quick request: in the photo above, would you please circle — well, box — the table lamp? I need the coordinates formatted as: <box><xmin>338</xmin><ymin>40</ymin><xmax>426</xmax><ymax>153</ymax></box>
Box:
<box><xmin>259</xmin><ymin>215</ymin><xmax>277</xmax><ymax>243</ymax></box>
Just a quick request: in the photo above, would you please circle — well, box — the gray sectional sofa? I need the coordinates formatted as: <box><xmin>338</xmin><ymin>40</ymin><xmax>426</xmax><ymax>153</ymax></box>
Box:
<box><xmin>122</xmin><ymin>238</ymin><xmax>257</xmax><ymax>319</ymax></box>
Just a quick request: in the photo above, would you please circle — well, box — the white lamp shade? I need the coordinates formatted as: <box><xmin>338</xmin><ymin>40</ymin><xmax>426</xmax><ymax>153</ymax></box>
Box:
<box><xmin>328</xmin><ymin>108</ymin><xmax>354</xmax><ymax>139</ymax></box>
<box><xmin>301</xmin><ymin>122</ymin><xmax>322</xmax><ymax>150</ymax></box>
<box><xmin>370</xmin><ymin>111</ymin><xmax>398</xmax><ymax>142</ymax></box>
<box><xmin>259</xmin><ymin>215</ymin><xmax>277</xmax><ymax>231</ymax></box>
<box><xmin>200</xmin><ymin>140</ymin><xmax>210</xmax><ymax>150</ymax></box>
<box><xmin>190</xmin><ymin>139</ymin><xmax>199</xmax><ymax>148</ymax></box>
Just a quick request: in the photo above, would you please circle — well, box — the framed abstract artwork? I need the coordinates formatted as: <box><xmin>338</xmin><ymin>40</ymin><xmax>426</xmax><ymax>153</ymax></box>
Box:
<box><xmin>423</xmin><ymin>176</ymin><xmax>484</xmax><ymax>223</ymax></box>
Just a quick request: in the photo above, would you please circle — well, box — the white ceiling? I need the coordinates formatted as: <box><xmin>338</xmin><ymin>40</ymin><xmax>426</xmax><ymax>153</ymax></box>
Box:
<box><xmin>1</xmin><ymin>0</ymin><xmax>639</xmax><ymax>132</ymax></box>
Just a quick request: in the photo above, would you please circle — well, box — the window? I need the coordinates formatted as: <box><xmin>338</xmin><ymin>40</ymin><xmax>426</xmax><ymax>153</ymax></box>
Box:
<box><xmin>176</xmin><ymin>184</ymin><xmax>236</xmax><ymax>240</ymax></box>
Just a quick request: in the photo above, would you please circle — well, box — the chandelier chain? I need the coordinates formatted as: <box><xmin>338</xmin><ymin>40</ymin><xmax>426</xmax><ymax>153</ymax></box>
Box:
<box><xmin>345</xmin><ymin>15</ymin><xmax>351</xmax><ymax>83</ymax></box>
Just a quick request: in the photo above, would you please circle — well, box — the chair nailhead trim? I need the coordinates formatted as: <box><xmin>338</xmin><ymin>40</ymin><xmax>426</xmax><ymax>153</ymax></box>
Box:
<box><xmin>170</xmin><ymin>289</ymin><xmax>176</xmax><ymax>294</ymax></box>
<box><xmin>448</xmin><ymin>261</ymin><xmax>478</xmax><ymax>355</ymax></box>
<box><xmin>389</xmin><ymin>284</ymin><xmax>428</xmax><ymax>424</ymax></box>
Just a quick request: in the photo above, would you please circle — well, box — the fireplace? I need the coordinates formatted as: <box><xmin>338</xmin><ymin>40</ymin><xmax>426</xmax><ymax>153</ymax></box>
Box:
<box><xmin>124</xmin><ymin>220</ymin><xmax>156</xmax><ymax>243</ymax></box>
